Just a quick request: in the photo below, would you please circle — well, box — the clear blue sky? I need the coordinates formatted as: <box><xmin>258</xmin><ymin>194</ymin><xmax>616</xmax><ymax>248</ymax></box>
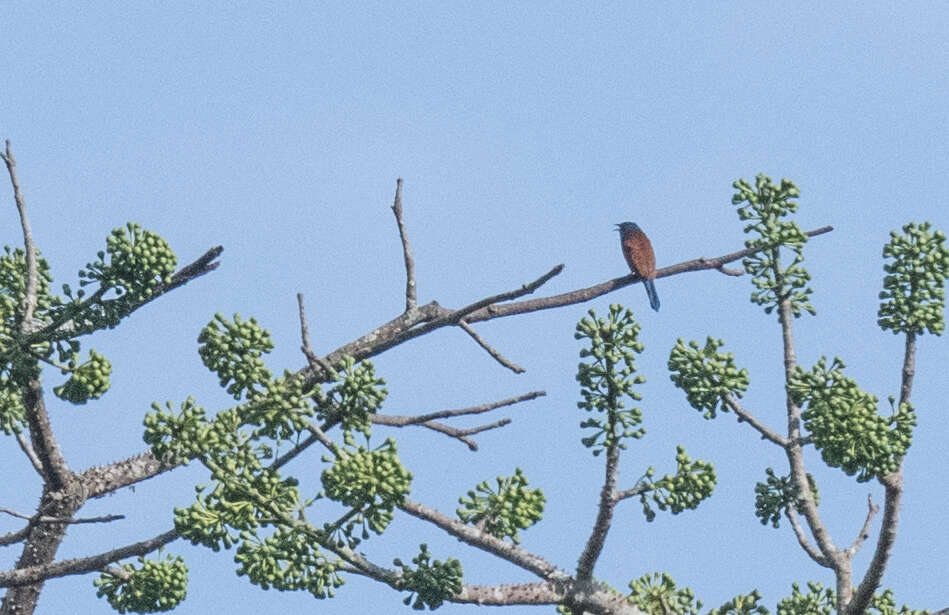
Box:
<box><xmin>3</xmin><ymin>3</ymin><xmax>948</xmax><ymax>613</ymax></box>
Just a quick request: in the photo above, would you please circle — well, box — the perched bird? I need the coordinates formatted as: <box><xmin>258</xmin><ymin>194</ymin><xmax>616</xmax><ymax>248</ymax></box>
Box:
<box><xmin>616</xmin><ymin>222</ymin><xmax>660</xmax><ymax>311</ymax></box>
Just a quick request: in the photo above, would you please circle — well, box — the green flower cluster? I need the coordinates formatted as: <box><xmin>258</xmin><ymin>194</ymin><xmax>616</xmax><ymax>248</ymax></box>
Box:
<box><xmin>668</xmin><ymin>337</ymin><xmax>749</xmax><ymax>419</ymax></box>
<box><xmin>628</xmin><ymin>572</ymin><xmax>702</xmax><ymax>615</ymax></box>
<box><xmin>753</xmin><ymin>468</ymin><xmax>819</xmax><ymax>528</ymax></box>
<box><xmin>235</xmin><ymin>526</ymin><xmax>344</xmax><ymax>599</ymax></box>
<box><xmin>321</xmin><ymin>438</ymin><xmax>412</xmax><ymax>543</ymax></box>
<box><xmin>244</xmin><ymin>371</ymin><xmax>316</xmax><ymax>441</ymax></box>
<box><xmin>53</xmin><ymin>348</ymin><xmax>112</xmax><ymax>404</ymax></box>
<box><xmin>198</xmin><ymin>313</ymin><xmax>274</xmax><ymax>400</ymax></box>
<box><xmin>789</xmin><ymin>357</ymin><xmax>915</xmax><ymax>482</ymax></box>
<box><xmin>706</xmin><ymin>590</ymin><xmax>769</xmax><ymax>615</ymax></box>
<box><xmin>174</xmin><ymin>465</ymin><xmax>301</xmax><ymax>551</ymax></box>
<box><xmin>314</xmin><ymin>356</ymin><xmax>387</xmax><ymax>436</ymax></box>
<box><xmin>456</xmin><ymin>468</ymin><xmax>545</xmax><ymax>543</ymax></box>
<box><xmin>878</xmin><ymin>221</ymin><xmax>949</xmax><ymax>335</ymax></box>
<box><xmin>776</xmin><ymin>582</ymin><xmax>926</xmax><ymax>615</ymax></box>
<box><xmin>732</xmin><ymin>174</ymin><xmax>814</xmax><ymax>318</ymax></box>
<box><xmin>394</xmin><ymin>544</ymin><xmax>463</xmax><ymax>611</ymax></box>
<box><xmin>575</xmin><ymin>305</ymin><xmax>646</xmax><ymax>453</ymax></box>
<box><xmin>80</xmin><ymin>223</ymin><xmax>177</xmax><ymax>305</ymax></box>
<box><xmin>143</xmin><ymin>397</ymin><xmax>209</xmax><ymax>464</ymax></box>
<box><xmin>94</xmin><ymin>554</ymin><xmax>187</xmax><ymax>614</ymax></box>
<box><xmin>637</xmin><ymin>446</ymin><xmax>716</xmax><ymax>522</ymax></box>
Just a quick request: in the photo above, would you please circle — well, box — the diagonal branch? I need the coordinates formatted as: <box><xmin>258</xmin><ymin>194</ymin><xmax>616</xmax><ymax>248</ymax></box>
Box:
<box><xmin>1</xmin><ymin>141</ymin><xmax>39</xmax><ymax>332</ymax></box>
<box><xmin>722</xmin><ymin>395</ymin><xmax>788</xmax><ymax>447</ymax></box>
<box><xmin>400</xmin><ymin>498</ymin><xmax>570</xmax><ymax>584</ymax></box>
<box><xmin>785</xmin><ymin>507</ymin><xmax>831</xmax><ymax>567</ymax></box>
<box><xmin>0</xmin><ymin>529</ymin><xmax>179</xmax><ymax>588</ymax></box>
<box><xmin>459</xmin><ymin>320</ymin><xmax>525</xmax><ymax>373</ymax></box>
<box><xmin>390</xmin><ymin>178</ymin><xmax>417</xmax><ymax>311</ymax></box>
<box><xmin>845</xmin><ymin>495</ymin><xmax>879</xmax><ymax>558</ymax></box>
<box><xmin>0</xmin><ymin>507</ymin><xmax>123</xmax><ymax>525</ymax></box>
<box><xmin>377</xmin><ymin>391</ymin><xmax>545</xmax><ymax>425</ymax></box>
<box><xmin>576</xmin><ymin>445</ymin><xmax>619</xmax><ymax>581</ymax></box>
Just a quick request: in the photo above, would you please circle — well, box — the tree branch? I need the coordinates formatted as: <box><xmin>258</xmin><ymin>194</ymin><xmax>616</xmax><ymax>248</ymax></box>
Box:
<box><xmin>0</xmin><ymin>507</ymin><xmax>123</xmax><ymax>525</ymax></box>
<box><xmin>400</xmin><ymin>498</ymin><xmax>570</xmax><ymax>584</ymax></box>
<box><xmin>722</xmin><ymin>395</ymin><xmax>788</xmax><ymax>447</ymax></box>
<box><xmin>377</xmin><ymin>391</ymin><xmax>545</xmax><ymax>424</ymax></box>
<box><xmin>845</xmin><ymin>495</ymin><xmax>879</xmax><ymax>558</ymax></box>
<box><xmin>1</xmin><ymin>141</ymin><xmax>39</xmax><ymax>332</ymax></box>
<box><xmin>390</xmin><ymin>178</ymin><xmax>417</xmax><ymax>311</ymax></box>
<box><xmin>785</xmin><ymin>507</ymin><xmax>830</xmax><ymax>567</ymax></box>
<box><xmin>0</xmin><ymin>529</ymin><xmax>179</xmax><ymax>588</ymax></box>
<box><xmin>458</xmin><ymin>320</ymin><xmax>525</xmax><ymax>373</ymax></box>
<box><xmin>849</xmin><ymin>332</ymin><xmax>915</xmax><ymax>614</ymax></box>
<box><xmin>576</xmin><ymin>445</ymin><xmax>619</xmax><ymax>581</ymax></box>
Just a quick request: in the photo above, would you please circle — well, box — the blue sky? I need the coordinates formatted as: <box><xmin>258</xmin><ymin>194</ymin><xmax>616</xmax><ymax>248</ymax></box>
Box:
<box><xmin>2</xmin><ymin>3</ymin><xmax>948</xmax><ymax>614</ymax></box>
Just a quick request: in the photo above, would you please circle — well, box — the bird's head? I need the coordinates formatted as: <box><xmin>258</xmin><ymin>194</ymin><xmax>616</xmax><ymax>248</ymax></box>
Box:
<box><xmin>615</xmin><ymin>222</ymin><xmax>640</xmax><ymax>234</ymax></box>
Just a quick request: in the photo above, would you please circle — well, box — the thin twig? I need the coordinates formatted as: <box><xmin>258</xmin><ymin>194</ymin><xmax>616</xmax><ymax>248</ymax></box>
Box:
<box><xmin>373</xmin><ymin>416</ymin><xmax>512</xmax><ymax>451</ymax></box>
<box><xmin>390</xmin><ymin>178</ymin><xmax>417</xmax><ymax>311</ymax></box>
<box><xmin>845</xmin><ymin>495</ymin><xmax>879</xmax><ymax>558</ymax></box>
<box><xmin>722</xmin><ymin>395</ymin><xmax>788</xmax><ymax>447</ymax></box>
<box><xmin>459</xmin><ymin>320</ymin><xmax>525</xmax><ymax>373</ymax></box>
<box><xmin>296</xmin><ymin>293</ymin><xmax>335</xmax><ymax>377</ymax></box>
<box><xmin>0</xmin><ymin>507</ymin><xmax>124</xmax><ymax>525</ymax></box>
<box><xmin>1</xmin><ymin>141</ymin><xmax>39</xmax><ymax>332</ymax></box>
<box><xmin>15</xmin><ymin>432</ymin><xmax>44</xmax><ymax>479</ymax></box>
<box><xmin>785</xmin><ymin>507</ymin><xmax>830</xmax><ymax>567</ymax></box>
<box><xmin>376</xmin><ymin>391</ymin><xmax>545</xmax><ymax>424</ymax></box>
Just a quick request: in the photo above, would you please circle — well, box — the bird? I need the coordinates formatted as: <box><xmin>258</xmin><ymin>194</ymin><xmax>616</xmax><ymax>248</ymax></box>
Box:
<box><xmin>616</xmin><ymin>222</ymin><xmax>660</xmax><ymax>311</ymax></box>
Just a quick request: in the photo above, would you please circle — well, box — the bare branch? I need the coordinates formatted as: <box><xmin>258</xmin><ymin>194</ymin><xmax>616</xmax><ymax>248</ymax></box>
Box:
<box><xmin>850</xmin><ymin>334</ymin><xmax>915</xmax><ymax>614</ymax></box>
<box><xmin>0</xmin><ymin>507</ymin><xmax>123</xmax><ymax>525</ymax></box>
<box><xmin>0</xmin><ymin>529</ymin><xmax>178</xmax><ymax>588</ymax></box>
<box><xmin>15</xmin><ymin>432</ymin><xmax>44</xmax><ymax>479</ymax></box>
<box><xmin>374</xmin><ymin>415</ymin><xmax>511</xmax><ymax>451</ymax></box>
<box><xmin>785</xmin><ymin>507</ymin><xmax>830</xmax><ymax>567</ymax></box>
<box><xmin>576</xmin><ymin>446</ymin><xmax>619</xmax><ymax>581</ymax></box>
<box><xmin>1</xmin><ymin>141</ymin><xmax>39</xmax><ymax>332</ymax></box>
<box><xmin>81</xmin><ymin>452</ymin><xmax>168</xmax><ymax>499</ymax></box>
<box><xmin>459</xmin><ymin>320</ymin><xmax>525</xmax><ymax>373</ymax></box>
<box><xmin>845</xmin><ymin>495</ymin><xmax>879</xmax><ymax>558</ymax></box>
<box><xmin>376</xmin><ymin>391</ymin><xmax>545</xmax><ymax>425</ymax></box>
<box><xmin>400</xmin><ymin>498</ymin><xmax>570</xmax><ymax>584</ymax></box>
<box><xmin>0</xmin><ymin>526</ymin><xmax>30</xmax><ymax>547</ymax></box>
<box><xmin>461</xmin><ymin>226</ymin><xmax>834</xmax><ymax>325</ymax></box>
<box><xmin>390</xmin><ymin>178</ymin><xmax>417</xmax><ymax>311</ymax></box>
<box><xmin>722</xmin><ymin>395</ymin><xmax>788</xmax><ymax>447</ymax></box>
<box><xmin>296</xmin><ymin>293</ymin><xmax>336</xmax><ymax>378</ymax></box>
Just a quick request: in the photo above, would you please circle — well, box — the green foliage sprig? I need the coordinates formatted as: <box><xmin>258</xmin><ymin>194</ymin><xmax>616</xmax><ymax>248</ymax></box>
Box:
<box><xmin>753</xmin><ymin>468</ymin><xmax>819</xmax><ymax>528</ymax></box>
<box><xmin>788</xmin><ymin>357</ymin><xmax>915</xmax><ymax>482</ymax></box>
<box><xmin>456</xmin><ymin>468</ymin><xmax>545</xmax><ymax>543</ymax></box>
<box><xmin>198</xmin><ymin>313</ymin><xmax>274</xmax><ymax>400</ymax></box>
<box><xmin>53</xmin><ymin>348</ymin><xmax>112</xmax><ymax>404</ymax></box>
<box><xmin>706</xmin><ymin>590</ymin><xmax>769</xmax><ymax>615</ymax></box>
<box><xmin>668</xmin><ymin>337</ymin><xmax>749</xmax><ymax>419</ymax></box>
<box><xmin>575</xmin><ymin>304</ymin><xmax>646</xmax><ymax>454</ymax></box>
<box><xmin>732</xmin><ymin>175</ymin><xmax>814</xmax><ymax>317</ymax></box>
<box><xmin>628</xmin><ymin>572</ymin><xmax>702</xmax><ymax>615</ymax></box>
<box><xmin>775</xmin><ymin>582</ymin><xmax>927</xmax><ymax>615</ymax></box>
<box><xmin>234</xmin><ymin>526</ymin><xmax>344</xmax><ymax>599</ymax></box>
<box><xmin>94</xmin><ymin>554</ymin><xmax>187</xmax><ymax>614</ymax></box>
<box><xmin>313</xmin><ymin>356</ymin><xmax>387</xmax><ymax>436</ymax></box>
<box><xmin>394</xmin><ymin>544</ymin><xmax>463</xmax><ymax>611</ymax></box>
<box><xmin>637</xmin><ymin>446</ymin><xmax>716</xmax><ymax>522</ymax></box>
<box><xmin>320</xmin><ymin>438</ymin><xmax>412</xmax><ymax>545</ymax></box>
<box><xmin>80</xmin><ymin>223</ymin><xmax>177</xmax><ymax>304</ymax></box>
<box><xmin>878</xmin><ymin>221</ymin><xmax>949</xmax><ymax>335</ymax></box>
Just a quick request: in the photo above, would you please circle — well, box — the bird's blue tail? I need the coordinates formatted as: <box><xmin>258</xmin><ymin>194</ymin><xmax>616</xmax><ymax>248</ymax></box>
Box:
<box><xmin>643</xmin><ymin>279</ymin><xmax>660</xmax><ymax>312</ymax></box>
